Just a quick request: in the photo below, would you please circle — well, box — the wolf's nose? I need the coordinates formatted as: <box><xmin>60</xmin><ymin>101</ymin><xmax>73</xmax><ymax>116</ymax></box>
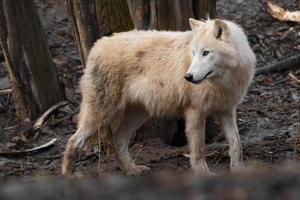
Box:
<box><xmin>184</xmin><ymin>73</ymin><xmax>193</xmax><ymax>81</ymax></box>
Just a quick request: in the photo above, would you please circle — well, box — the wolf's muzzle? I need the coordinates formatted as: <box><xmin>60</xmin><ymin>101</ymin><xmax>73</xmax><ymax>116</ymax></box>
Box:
<box><xmin>184</xmin><ymin>73</ymin><xmax>194</xmax><ymax>82</ymax></box>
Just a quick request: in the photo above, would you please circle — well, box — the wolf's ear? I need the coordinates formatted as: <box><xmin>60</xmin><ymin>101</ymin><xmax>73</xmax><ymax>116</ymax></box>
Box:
<box><xmin>214</xmin><ymin>19</ymin><xmax>229</xmax><ymax>42</ymax></box>
<box><xmin>189</xmin><ymin>18</ymin><xmax>204</xmax><ymax>33</ymax></box>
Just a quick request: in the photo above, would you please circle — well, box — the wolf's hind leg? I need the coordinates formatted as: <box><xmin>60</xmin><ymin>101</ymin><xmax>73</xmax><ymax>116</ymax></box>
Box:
<box><xmin>61</xmin><ymin>126</ymin><xmax>96</xmax><ymax>177</ymax></box>
<box><xmin>111</xmin><ymin>105</ymin><xmax>150</xmax><ymax>176</ymax></box>
<box><xmin>218</xmin><ymin>108</ymin><xmax>244</xmax><ymax>171</ymax></box>
<box><xmin>61</xmin><ymin>104</ymin><xmax>104</xmax><ymax>177</ymax></box>
<box><xmin>185</xmin><ymin>107</ymin><xmax>213</xmax><ymax>175</ymax></box>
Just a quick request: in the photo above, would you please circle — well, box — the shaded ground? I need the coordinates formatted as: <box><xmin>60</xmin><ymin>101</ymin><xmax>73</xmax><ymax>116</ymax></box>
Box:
<box><xmin>0</xmin><ymin>0</ymin><xmax>299</xmax><ymax>177</ymax></box>
<box><xmin>2</xmin><ymin>170</ymin><xmax>300</xmax><ymax>200</ymax></box>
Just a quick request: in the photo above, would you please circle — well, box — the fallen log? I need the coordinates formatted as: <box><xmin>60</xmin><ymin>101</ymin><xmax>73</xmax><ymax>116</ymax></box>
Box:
<box><xmin>255</xmin><ymin>54</ymin><xmax>300</xmax><ymax>76</ymax></box>
<box><xmin>267</xmin><ymin>1</ymin><xmax>300</xmax><ymax>23</ymax></box>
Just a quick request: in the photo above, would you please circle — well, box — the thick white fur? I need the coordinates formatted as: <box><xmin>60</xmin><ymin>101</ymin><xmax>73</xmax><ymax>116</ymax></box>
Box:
<box><xmin>62</xmin><ymin>19</ymin><xmax>256</xmax><ymax>176</ymax></box>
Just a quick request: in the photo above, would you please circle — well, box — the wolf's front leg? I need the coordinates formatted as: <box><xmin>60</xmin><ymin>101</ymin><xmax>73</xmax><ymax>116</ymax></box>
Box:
<box><xmin>218</xmin><ymin>108</ymin><xmax>244</xmax><ymax>171</ymax></box>
<box><xmin>185</xmin><ymin>107</ymin><xmax>213</xmax><ymax>175</ymax></box>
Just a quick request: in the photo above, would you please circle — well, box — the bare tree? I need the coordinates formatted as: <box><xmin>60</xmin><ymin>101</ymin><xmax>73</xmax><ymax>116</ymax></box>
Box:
<box><xmin>0</xmin><ymin>0</ymin><xmax>63</xmax><ymax>120</ymax></box>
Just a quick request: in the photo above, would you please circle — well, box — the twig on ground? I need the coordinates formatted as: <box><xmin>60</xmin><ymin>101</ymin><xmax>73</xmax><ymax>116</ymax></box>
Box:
<box><xmin>255</xmin><ymin>55</ymin><xmax>300</xmax><ymax>76</ymax></box>
<box><xmin>25</xmin><ymin>138</ymin><xmax>57</xmax><ymax>152</ymax></box>
<box><xmin>134</xmin><ymin>144</ymin><xmax>144</xmax><ymax>162</ymax></box>
<box><xmin>0</xmin><ymin>88</ymin><xmax>11</xmax><ymax>95</ymax></box>
<box><xmin>3</xmin><ymin>124</ymin><xmax>18</xmax><ymax>131</ymax></box>
<box><xmin>0</xmin><ymin>138</ymin><xmax>57</xmax><ymax>156</ymax></box>
<box><xmin>183</xmin><ymin>150</ymin><xmax>220</xmax><ymax>159</ymax></box>
<box><xmin>288</xmin><ymin>73</ymin><xmax>300</xmax><ymax>84</ymax></box>
<box><xmin>183</xmin><ymin>153</ymin><xmax>190</xmax><ymax>158</ymax></box>
<box><xmin>206</xmin><ymin>151</ymin><xmax>221</xmax><ymax>157</ymax></box>
<box><xmin>33</xmin><ymin>101</ymin><xmax>68</xmax><ymax>130</ymax></box>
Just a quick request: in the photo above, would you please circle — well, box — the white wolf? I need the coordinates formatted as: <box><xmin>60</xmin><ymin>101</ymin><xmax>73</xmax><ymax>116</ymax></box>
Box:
<box><xmin>62</xmin><ymin>18</ymin><xmax>256</xmax><ymax>176</ymax></box>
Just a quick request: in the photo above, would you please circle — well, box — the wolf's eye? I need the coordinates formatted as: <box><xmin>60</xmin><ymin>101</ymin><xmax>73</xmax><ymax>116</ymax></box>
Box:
<box><xmin>203</xmin><ymin>51</ymin><xmax>210</xmax><ymax>56</ymax></box>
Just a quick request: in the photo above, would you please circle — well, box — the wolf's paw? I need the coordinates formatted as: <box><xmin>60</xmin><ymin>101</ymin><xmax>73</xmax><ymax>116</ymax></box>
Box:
<box><xmin>61</xmin><ymin>169</ymin><xmax>77</xmax><ymax>179</ymax></box>
<box><xmin>126</xmin><ymin>165</ymin><xmax>150</xmax><ymax>176</ymax></box>
<box><xmin>206</xmin><ymin>170</ymin><xmax>215</xmax><ymax>176</ymax></box>
<box><xmin>192</xmin><ymin>162</ymin><xmax>215</xmax><ymax>176</ymax></box>
<box><xmin>194</xmin><ymin>168</ymin><xmax>215</xmax><ymax>176</ymax></box>
<box><xmin>62</xmin><ymin>160</ymin><xmax>77</xmax><ymax>178</ymax></box>
<box><xmin>61</xmin><ymin>165</ymin><xmax>74</xmax><ymax>178</ymax></box>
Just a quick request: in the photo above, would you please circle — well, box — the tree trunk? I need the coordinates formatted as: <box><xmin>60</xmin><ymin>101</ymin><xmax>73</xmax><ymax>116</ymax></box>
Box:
<box><xmin>66</xmin><ymin>0</ymin><xmax>134</xmax><ymax>66</ymax></box>
<box><xmin>0</xmin><ymin>0</ymin><xmax>63</xmax><ymax>121</ymax></box>
<box><xmin>127</xmin><ymin>0</ymin><xmax>216</xmax><ymax>31</ymax></box>
<box><xmin>193</xmin><ymin>0</ymin><xmax>216</xmax><ymax>20</ymax></box>
<box><xmin>127</xmin><ymin>0</ymin><xmax>151</xmax><ymax>29</ymax></box>
<box><xmin>65</xmin><ymin>1</ymin><xmax>99</xmax><ymax>66</ymax></box>
<box><xmin>149</xmin><ymin>0</ymin><xmax>204</xmax><ymax>31</ymax></box>
<box><xmin>127</xmin><ymin>0</ymin><xmax>193</xmax><ymax>30</ymax></box>
<box><xmin>149</xmin><ymin>0</ymin><xmax>178</xmax><ymax>30</ymax></box>
<box><xmin>173</xmin><ymin>0</ymin><xmax>195</xmax><ymax>30</ymax></box>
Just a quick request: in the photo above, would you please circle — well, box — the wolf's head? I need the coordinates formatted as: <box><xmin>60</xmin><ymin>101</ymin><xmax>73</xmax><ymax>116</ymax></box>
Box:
<box><xmin>185</xmin><ymin>18</ymin><xmax>240</xmax><ymax>85</ymax></box>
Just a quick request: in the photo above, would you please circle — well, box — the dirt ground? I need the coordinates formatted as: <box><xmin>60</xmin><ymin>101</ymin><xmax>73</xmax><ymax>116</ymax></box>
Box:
<box><xmin>0</xmin><ymin>0</ymin><xmax>299</xmax><ymax>177</ymax></box>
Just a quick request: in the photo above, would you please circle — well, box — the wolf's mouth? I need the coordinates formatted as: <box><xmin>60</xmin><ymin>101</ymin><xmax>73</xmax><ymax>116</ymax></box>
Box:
<box><xmin>191</xmin><ymin>70</ymin><xmax>213</xmax><ymax>84</ymax></box>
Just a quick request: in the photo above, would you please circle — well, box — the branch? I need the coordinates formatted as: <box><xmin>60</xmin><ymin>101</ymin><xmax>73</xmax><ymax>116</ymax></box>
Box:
<box><xmin>255</xmin><ymin>55</ymin><xmax>300</xmax><ymax>76</ymax></box>
<box><xmin>289</xmin><ymin>73</ymin><xmax>300</xmax><ymax>84</ymax></box>
<box><xmin>33</xmin><ymin>101</ymin><xmax>68</xmax><ymax>130</ymax></box>
<box><xmin>0</xmin><ymin>88</ymin><xmax>11</xmax><ymax>95</ymax></box>
<box><xmin>0</xmin><ymin>138</ymin><xmax>57</xmax><ymax>156</ymax></box>
<box><xmin>267</xmin><ymin>1</ymin><xmax>300</xmax><ymax>23</ymax></box>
